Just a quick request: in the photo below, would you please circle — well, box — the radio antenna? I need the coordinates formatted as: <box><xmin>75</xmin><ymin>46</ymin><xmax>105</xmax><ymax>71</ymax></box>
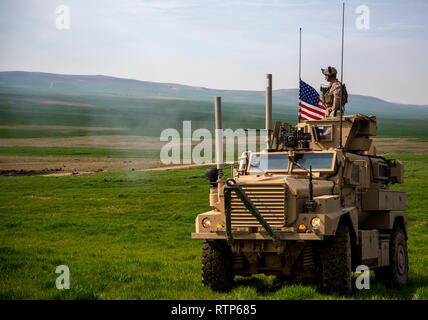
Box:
<box><xmin>338</xmin><ymin>2</ymin><xmax>345</xmax><ymax>149</ymax></box>
<box><xmin>298</xmin><ymin>27</ymin><xmax>302</xmax><ymax>123</ymax></box>
<box><xmin>299</xmin><ymin>27</ymin><xmax>302</xmax><ymax>81</ymax></box>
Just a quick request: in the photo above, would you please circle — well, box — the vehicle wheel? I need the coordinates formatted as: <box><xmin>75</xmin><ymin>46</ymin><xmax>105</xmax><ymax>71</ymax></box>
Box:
<box><xmin>275</xmin><ymin>274</ymin><xmax>296</xmax><ymax>283</ymax></box>
<box><xmin>374</xmin><ymin>227</ymin><xmax>408</xmax><ymax>287</ymax></box>
<box><xmin>201</xmin><ymin>240</ymin><xmax>234</xmax><ymax>292</ymax></box>
<box><xmin>318</xmin><ymin>225</ymin><xmax>352</xmax><ymax>294</ymax></box>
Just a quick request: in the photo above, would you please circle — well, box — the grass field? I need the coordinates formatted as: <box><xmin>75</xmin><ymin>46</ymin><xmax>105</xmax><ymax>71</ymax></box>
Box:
<box><xmin>0</xmin><ymin>91</ymin><xmax>427</xmax><ymax>300</ymax></box>
<box><xmin>2</xmin><ymin>93</ymin><xmax>428</xmax><ymax>139</ymax></box>
<box><xmin>0</xmin><ymin>155</ymin><xmax>427</xmax><ymax>300</ymax></box>
<box><xmin>2</xmin><ymin>91</ymin><xmax>428</xmax><ymax>172</ymax></box>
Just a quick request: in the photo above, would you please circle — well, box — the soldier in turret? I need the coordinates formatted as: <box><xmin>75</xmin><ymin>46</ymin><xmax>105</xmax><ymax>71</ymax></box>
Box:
<box><xmin>321</xmin><ymin>66</ymin><xmax>347</xmax><ymax>118</ymax></box>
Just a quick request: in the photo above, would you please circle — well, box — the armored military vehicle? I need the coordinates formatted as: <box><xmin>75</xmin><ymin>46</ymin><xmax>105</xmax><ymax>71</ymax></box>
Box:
<box><xmin>191</xmin><ymin>75</ymin><xmax>408</xmax><ymax>293</ymax></box>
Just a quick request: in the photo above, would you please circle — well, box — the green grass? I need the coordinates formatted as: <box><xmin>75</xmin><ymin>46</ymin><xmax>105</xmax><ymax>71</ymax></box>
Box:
<box><xmin>0</xmin><ymin>93</ymin><xmax>270</xmax><ymax>138</ymax></box>
<box><xmin>0</xmin><ymin>146</ymin><xmax>160</xmax><ymax>159</ymax></box>
<box><xmin>2</xmin><ymin>93</ymin><xmax>428</xmax><ymax>139</ymax></box>
<box><xmin>0</xmin><ymin>155</ymin><xmax>427</xmax><ymax>300</ymax></box>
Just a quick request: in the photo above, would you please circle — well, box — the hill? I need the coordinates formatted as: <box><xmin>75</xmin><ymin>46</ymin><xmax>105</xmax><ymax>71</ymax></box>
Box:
<box><xmin>1</xmin><ymin>71</ymin><xmax>428</xmax><ymax>140</ymax></box>
<box><xmin>1</xmin><ymin>71</ymin><xmax>427</xmax><ymax>119</ymax></box>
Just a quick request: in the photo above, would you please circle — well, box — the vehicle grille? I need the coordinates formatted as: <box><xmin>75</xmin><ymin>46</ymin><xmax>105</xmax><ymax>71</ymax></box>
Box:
<box><xmin>230</xmin><ymin>184</ymin><xmax>287</xmax><ymax>228</ymax></box>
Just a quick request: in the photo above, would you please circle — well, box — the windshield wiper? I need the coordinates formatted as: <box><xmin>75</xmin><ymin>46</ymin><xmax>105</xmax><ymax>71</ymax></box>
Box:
<box><xmin>250</xmin><ymin>163</ymin><xmax>272</xmax><ymax>176</ymax></box>
<box><xmin>289</xmin><ymin>155</ymin><xmax>309</xmax><ymax>173</ymax></box>
<box><xmin>293</xmin><ymin>161</ymin><xmax>308</xmax><ymax>172</ymax></box>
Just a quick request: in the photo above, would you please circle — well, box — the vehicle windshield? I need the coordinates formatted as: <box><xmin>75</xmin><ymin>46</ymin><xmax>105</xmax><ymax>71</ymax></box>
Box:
<box><xmin>292</xmin><ymin>153</ymin><xmax>335</xmax><ymax>170</ymax></box>
<box><xmin>248</xmin><ymin>152</ymin><xmax>335</xmax><ymax>173</ymax></box>
<box><xmin>249</xmin><ymin>154</ymin><xmax>289</xmax><ymax>172</ymax></box>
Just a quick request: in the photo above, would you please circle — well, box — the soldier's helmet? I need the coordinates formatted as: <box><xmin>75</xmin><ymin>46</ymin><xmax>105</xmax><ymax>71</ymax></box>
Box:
<box><xmin>321</xmin><ymin>66</ymin><xmax>338</xmax><ymax>76</ymax></box>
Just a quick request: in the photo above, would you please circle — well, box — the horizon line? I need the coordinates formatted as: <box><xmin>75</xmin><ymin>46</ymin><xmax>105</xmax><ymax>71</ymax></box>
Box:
<box><xmin>1</xmin><ymin>69</ymin><xmax>427</xmax><ymax>107</ymax></box>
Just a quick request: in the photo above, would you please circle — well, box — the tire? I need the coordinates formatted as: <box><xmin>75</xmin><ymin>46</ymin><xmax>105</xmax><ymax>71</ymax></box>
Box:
<box><xmin>318</xmin><ymin>225</ymin><xmax>352</xmax><ymax>294</ymax></box>
<box><xmin>201</xmin><ymin>240</ymin><xmax>234</xmax><ymax>292</ymax></box>
<box><xmin>374</xmin><ymin>227</ymin><xmax>408</xmax><ymax>287</ymax></box>
<box><xmin>275</xmin><ymin>274</ymin><xmax>296</xmax><ymax>283</ymax></box>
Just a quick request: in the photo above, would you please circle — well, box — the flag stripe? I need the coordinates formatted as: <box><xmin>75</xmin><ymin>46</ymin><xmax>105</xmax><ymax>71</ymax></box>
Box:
<box><xmin>299</xmin><ymin>107</ymin><xmax>320</xmax><ymax>120</ymax></box>
<box><xmin>299</xmin><ymin>101</ymin><xmax>326</xmax><ymax>115</ymax></box>
<box><xmin>298</xmin><ymin>79</ymin><xmax>327</xmax><ymax>121</ymax></box>
<box><xmin>299</xmin><ymin>102</ymin><xmax>326</xmax><ymax>116</ymax></box>
<box><xmin>298</xmin><ymin>105</ymin><xmax>325</xmax><ymax>119</ymax></box>
<box><xmin>299</xmin><ymin>109</ymin><xmax>323</xmax><ymax>120</ymax></box>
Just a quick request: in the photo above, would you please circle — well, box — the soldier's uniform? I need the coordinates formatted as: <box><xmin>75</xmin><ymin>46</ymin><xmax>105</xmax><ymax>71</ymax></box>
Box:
<box><xmin>321</xmin><ymin>67</ymin><xmax>346</xmax><ymax>118</ymax></box>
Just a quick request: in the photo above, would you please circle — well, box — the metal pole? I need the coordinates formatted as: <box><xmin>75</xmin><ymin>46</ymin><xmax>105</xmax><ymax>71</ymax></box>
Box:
<box><xmin>214</xmin><ymin>97</ymin><xmax>223</xmax><ymax>179</ymax></box>
<box><xmin>265</xmin><ymin>74</ymin><xmax>272</xmax><ymax>150</ymax></box>
<box><xmin>299</xmin><ymin>27</ymin><xmax>302</xmax><ymax>81</ymax></box>
<box><xmin>298</xmin><ymin>27</ymin><xmax>302</xmax><ymax>123</ymax></box>
<box><xmin>339</xmin><ymin>2</ymin><xmax>345</xmax><ymax>149</ymax></box>
<box><xmin>340</xmin><ymin>3</ymin><xmax>345</xmax><ymax>86</ymax></box>
<box><xmin>265</xmin><ymin>74</ymin><xmax>272</xmax><ymax>131</ymax></box>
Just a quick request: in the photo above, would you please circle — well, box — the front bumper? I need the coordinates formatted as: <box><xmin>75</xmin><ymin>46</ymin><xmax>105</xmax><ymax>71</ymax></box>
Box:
<box><xmin>191</xmin><ymin>231</ymin><xmax>323</xmax><ymax>241</ymax></box>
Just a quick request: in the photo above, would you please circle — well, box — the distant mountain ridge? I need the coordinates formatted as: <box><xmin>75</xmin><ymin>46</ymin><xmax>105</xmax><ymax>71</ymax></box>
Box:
<box><xmin>1</xmin><ymin>71</ymin><xmax>427</xmax><ymax>117</ymax></box>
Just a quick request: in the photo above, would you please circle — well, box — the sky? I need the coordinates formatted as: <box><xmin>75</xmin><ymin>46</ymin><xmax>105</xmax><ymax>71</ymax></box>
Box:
<box><xmin>0</xmin><ymin>0</ymin><xmax>427</xmax><ymax>105</ymax></box>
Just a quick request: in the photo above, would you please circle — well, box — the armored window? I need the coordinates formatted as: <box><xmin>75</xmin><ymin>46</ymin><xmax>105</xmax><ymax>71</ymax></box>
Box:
<box><xmin>292</xmin><ymin>152</ymin><xmax>335</xmax><ymax>170</ymax></box>
<box><xmin>351</xmin><ymin>164</ymin><xmax>360</xmax><ymax>184</ymax></box>
<box><xmin>379</xmin><ymin>164</ymin><xmax>389</xmax><ymax>178</ymax></box>
<box><xmin>315</xmin><ymin>126</ymin><xmax>333</xmax><ymax>141</ymax></box>
<box><xmin>249</xmin><ymin>153</ymin><xmax>289</xmax><ymax>172</ymax></box>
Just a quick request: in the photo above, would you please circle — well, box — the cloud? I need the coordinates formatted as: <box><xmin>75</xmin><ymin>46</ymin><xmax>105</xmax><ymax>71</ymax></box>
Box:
<box><xmin>135</xmin><ymin>0</ymin><xmax>194</xmax><ymax>10</ymax></box>
<box><xmin>221</xmin><ymin>0</ymin><xmax>321</xmax><ymax>8</ymax></box>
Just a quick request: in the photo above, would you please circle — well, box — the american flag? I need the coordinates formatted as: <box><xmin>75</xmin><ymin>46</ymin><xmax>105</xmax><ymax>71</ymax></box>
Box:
<box><xmin>298</xmin><ymin>79</ymin><xmax>327</xmax><ymax>121</ymax></box>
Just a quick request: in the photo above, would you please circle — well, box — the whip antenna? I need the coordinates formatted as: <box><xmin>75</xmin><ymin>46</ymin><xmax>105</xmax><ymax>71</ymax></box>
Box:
<box><xmin>298</xmin><ymin>27</ymin><xmax>302</xmax><ymax>123</ymax></box>
<box><xmin>299</xmin><ymin>27</ymin><xmax>302</xmax><ymax>81</ymax></box>
<box><xmin>338</xmin><ymin>2</ymin><xmax>345</xmax><ymax>149</ymax></box>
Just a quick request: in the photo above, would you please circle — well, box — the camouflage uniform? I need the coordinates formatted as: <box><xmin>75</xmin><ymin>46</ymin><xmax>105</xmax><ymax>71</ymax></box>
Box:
<box><xmin>321</xmin><ymin>66</ymin><xmax>344</xmax><ymax>118</ymax></box>
<box><xmin>325</xmin><ymin>80</ymin><xmax>343</xmax><ymax>118</ymax></box>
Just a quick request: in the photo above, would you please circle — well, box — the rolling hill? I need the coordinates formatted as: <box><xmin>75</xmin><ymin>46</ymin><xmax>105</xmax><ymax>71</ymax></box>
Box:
<box><xmin>1</xmin><ymin>71</ymin><xmax>428</xmax><ymax>141</ymax></box>
<box><xmin>1</xmin><ymin>71</ymin><xmax>427</xmax><ymax>117</ymax></box>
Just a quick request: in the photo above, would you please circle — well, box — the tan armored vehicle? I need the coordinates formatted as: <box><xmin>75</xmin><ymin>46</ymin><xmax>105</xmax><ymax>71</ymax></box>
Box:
<box><xmin>191</xmin><ymin>76</ymin><xmax>408</xmax><ymax>293</ymax></box>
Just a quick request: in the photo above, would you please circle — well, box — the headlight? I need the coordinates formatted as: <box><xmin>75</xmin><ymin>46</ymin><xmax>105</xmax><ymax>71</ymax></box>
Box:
<box><xmin>202</xmin><ymin>218</ymin><xmax>211</xmax><ymax>228</ymax></box>
<box><xmin>311</xmin><ymin>217</ymin><xmax>321</xmax><ymax>229</ymax></box>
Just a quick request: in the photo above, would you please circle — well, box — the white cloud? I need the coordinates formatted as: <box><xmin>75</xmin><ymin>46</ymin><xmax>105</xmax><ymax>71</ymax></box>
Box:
<box><xmin>0</xmin><ymin>0</ymin><xmax>427</xmax><ymax>104</ymax></box>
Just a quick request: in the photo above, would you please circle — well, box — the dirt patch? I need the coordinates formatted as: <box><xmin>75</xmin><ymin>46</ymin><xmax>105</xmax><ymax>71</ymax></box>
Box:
<box><xmin>1</xmin><ymin>137</ymin><xmax>425</xmax><ymax>176</ymax></box>
<box><xmin>137</xmin><ymin>163</ymin><xmax>215</xmax><ymax>172</ymax></box>
<box><xmin>0</xmin><ymin>168</ymin><xmax>63</xmax><ymax>176</ymax></box>
<box><xmin>3</xmin><ymin>136</ymin><xmax>426</xmax><ymax>154</ymax></box>
<box><xmin>41</xmin><ymin>171</ymin><xmax>98</xmax><ymax>177</ymax></box>
<box><xmin>0</xmin><ymin>135</ymin><xmax>169</xmax><ymax>150</ymax></box>
<box><xmin>0</xmin><ymin>156</ymin><xmax>161</xmax><ymax>173</ymax></box>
